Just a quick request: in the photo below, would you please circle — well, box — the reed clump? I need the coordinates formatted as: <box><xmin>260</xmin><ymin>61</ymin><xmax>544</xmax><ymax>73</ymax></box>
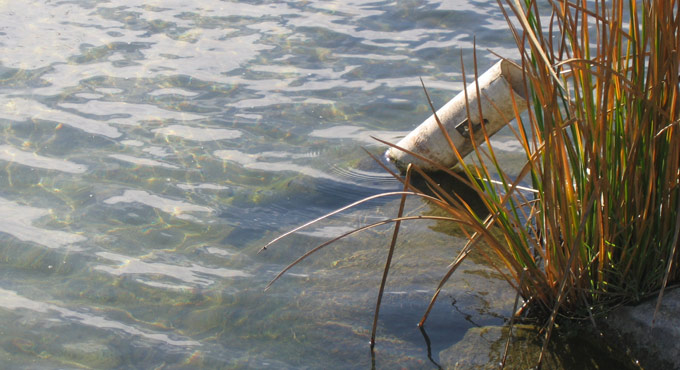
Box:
<box><xmin>263</xmin><ymin>0</ymin><xmax>680</xmax><ymax>362</ymax></box>
<box><xmin>479</xmin><ymin>0</ymin><xmax>680</xmax><ymax>319</ymax></box>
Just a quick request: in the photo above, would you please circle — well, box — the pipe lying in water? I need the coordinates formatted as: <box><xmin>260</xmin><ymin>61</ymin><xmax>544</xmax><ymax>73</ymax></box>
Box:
<box><xmin>386</xmin><ymin>59</ymin><xmax>529</xmax><ymax>172</ymax></box>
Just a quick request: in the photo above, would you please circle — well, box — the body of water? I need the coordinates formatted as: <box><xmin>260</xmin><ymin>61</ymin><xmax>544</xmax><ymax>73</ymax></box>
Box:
<box><xmin>0</xmin><ymin>1</ymin><xmax>620</xmax><ymax>369</ymax></box>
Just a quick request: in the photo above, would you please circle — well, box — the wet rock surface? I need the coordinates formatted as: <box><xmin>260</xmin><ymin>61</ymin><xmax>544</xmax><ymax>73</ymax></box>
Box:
<box><xmin>439</xmin><ymin>324</ymin><xmax>638</xmax><ymax>369</ymax></box>
<box><xmin>603</xmin><ymin>287</ymin><xmax>680</xmax><ymax>370</ymax></box>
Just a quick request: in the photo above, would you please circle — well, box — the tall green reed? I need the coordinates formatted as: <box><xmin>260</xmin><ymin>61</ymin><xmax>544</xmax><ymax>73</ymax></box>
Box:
<box><xmin>490</xmin><ymin>0</ymin><xmax>680</xmax><ymax>316</ymax></box>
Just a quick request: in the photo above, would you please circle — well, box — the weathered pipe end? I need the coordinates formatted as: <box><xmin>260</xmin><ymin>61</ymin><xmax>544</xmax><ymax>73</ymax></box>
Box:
<box><xmin>386</xmin><ymin>59</ymin><xmax>528</xmax><ymax>173</ymax></box>
<box><xmin>383</xmin><ymin>149</ymin><xmax>410</xmax><ymax>175</ymax></box>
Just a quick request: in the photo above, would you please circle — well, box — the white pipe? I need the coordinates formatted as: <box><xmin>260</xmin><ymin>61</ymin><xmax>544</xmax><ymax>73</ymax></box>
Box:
<box><xmin>386</xmin><ymin>59</ymin><xmax>529</xmax><ymax>172</ymax></box>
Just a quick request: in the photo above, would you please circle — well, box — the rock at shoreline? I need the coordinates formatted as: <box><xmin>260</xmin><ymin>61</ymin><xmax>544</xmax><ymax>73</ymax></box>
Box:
<box><xmin>439</xmin><ymin>323</ymin><xmax>638</xmax><ymax>369</ymax></box>
<box><xmin>603</xmin><ymin>287</ymin><xmax>680</xmax><ymax>369</ymax></box>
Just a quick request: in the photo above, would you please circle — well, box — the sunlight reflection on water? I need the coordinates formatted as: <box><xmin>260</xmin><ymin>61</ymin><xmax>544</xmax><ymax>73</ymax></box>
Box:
<box><xmin>0</xmin><ymin>288</ymin><xmax>200</xmax><ymax>347</ymax></box>
<box><xmin>0</xmin><ymin>197</ymin><xmax>87</xmax><ymax>249</ymax></box>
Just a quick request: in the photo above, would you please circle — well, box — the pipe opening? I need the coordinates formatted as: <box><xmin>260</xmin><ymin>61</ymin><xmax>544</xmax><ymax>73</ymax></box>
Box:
<box><xmin>500</xmin><ymin>60</ymin><xmax>528</xmax><ymax>102</ymax></box>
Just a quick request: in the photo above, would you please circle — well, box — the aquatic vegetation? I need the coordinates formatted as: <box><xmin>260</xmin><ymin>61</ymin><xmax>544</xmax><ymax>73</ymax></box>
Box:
<box><xmin>264</xmin><ymin>0</ymin><xmax>680</xmax><ymax>366</ymax></box>
<box><xmin>485</xmin><ymin>0</ymin><xmax>680</xmax><ymax>344</ymax></box>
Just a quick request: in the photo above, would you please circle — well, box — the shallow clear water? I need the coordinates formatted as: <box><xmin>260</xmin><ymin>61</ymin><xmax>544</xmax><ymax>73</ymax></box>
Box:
<box><xmin>0</xmin><ymin>1</ymin><xmax>586</xmax><ymax>369</ymax></box>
